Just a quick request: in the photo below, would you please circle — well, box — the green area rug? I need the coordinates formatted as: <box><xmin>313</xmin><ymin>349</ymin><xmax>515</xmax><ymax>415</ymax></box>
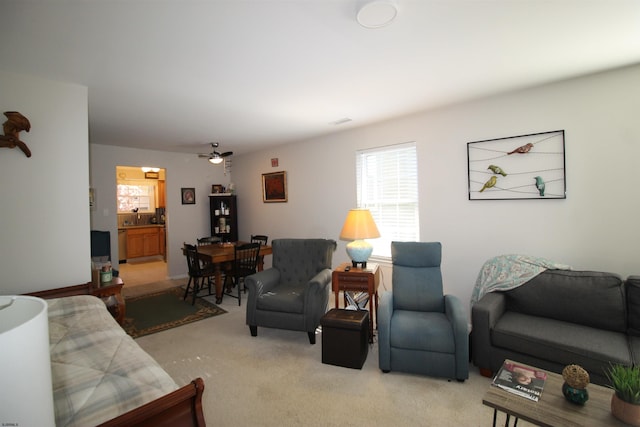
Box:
<box><xmin>124</xmin><ymin>286</ymin><xmax>226</xmax><ymax>338</ymax></box>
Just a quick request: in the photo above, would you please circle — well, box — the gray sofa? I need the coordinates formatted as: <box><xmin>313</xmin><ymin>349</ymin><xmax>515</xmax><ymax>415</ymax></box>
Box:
<box><xmin>471</xmin><ymin>270</ymin><xmax>640</xmax><ymax>386</ymax></box>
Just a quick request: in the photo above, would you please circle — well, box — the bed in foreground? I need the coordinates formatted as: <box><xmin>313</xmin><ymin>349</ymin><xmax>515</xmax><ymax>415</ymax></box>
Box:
<box><xmin>29</xmin><ymin>282</ymin><xmax>206</xmax><ymax>427</ymax></box>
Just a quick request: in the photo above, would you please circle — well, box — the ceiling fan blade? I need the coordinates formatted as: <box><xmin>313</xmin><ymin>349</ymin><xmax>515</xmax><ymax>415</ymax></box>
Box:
<box><xmin>221</xmin><ymin>151</ymin><xmax>233</xmax><ymax>157</ymax></box>
<box><xmin>198</xmin><ymin>154</ymin><xmax>211</xmax><ymax>158</ymax></box>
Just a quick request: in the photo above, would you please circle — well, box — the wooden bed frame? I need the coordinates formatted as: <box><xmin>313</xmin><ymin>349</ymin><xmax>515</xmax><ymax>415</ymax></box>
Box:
<box><xmin>27</xmin><ymin>280</ymin><xmax>206</xmax><ymax>427</ymax></box>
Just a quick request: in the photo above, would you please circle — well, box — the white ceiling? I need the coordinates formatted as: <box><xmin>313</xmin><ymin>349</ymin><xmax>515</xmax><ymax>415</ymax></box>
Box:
<box><xmin>2</xmin><ymin>1</ymin><xmax>640</xmax><ymax>156</ymax></box>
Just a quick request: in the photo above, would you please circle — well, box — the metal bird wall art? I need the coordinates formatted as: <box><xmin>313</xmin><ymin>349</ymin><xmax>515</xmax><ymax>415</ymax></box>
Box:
<box><xmin>507</xmin><ymin>142</ymin><xmax>533</xmax><ymax>155</ymax></box>
<box><xmin>534</xmin><ymin>176</ymin><xmax>545</xmax><ymax>196</ymax></box>
<box><xmin>0</xmin><ymin>111</ymin><xmax>32</xmax><ymax>157</ymax></box>
<box><xmin>479</xmin><ymin>175</ymin><xmax>497</xmax><ymax>192</ymax></box>
<box><xmin>487</xmin><ymin>164</ymin><xmax>507</xmax><ymax>176</ymax></box>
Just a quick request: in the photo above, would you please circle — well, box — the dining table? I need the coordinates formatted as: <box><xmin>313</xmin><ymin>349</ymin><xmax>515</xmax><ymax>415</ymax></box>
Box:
<box><xmin>189</xmin><ymin>242</ymin><xmax>272</xmax><ymax>304</ymax></box>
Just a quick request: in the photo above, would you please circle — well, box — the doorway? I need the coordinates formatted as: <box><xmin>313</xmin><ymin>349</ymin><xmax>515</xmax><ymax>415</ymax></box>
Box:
<box><xmin>115</xmin><ymin>165</ymin><xmax>168</xmax><ymax>288</ymax></box>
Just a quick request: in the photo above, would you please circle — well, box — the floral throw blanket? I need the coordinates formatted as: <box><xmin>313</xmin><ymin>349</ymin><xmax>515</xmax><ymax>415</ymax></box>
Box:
<box><xmin>470</xmin><ymin>254</ymin><xmax>571</xmax><ymax>305</ymax></box>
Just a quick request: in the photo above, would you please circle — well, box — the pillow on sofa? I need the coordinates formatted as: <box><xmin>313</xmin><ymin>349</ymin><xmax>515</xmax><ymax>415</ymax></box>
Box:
<box><xmin>505</xmin><ymin>270</ymin><xmax>625</xmax><ymax>332</ymax></box>
<box><xmin>627</xmin><ymin>276</ymin><xmax>640</xmax><ymax>336</ymax></box>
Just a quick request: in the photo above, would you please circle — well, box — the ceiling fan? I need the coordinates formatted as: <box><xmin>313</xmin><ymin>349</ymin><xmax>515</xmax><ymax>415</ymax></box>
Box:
<box><xmin>198</xmin><ymin>142</ymin><xmax>233</xmax><ymax>165</ymax></box>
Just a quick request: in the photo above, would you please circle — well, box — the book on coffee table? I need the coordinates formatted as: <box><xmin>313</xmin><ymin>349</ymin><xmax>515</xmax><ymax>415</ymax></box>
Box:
<box><xmin>491</xmin><ymin>360</ymin><xmax>547</xmax><ymax>402</ymax></box>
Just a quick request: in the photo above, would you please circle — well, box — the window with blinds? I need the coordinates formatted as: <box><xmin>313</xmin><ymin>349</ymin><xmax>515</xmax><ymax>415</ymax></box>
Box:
<box><xmin>356</xmin><ymin>141</ymin><xmax>419</xmax><ymax>258</ymax></box>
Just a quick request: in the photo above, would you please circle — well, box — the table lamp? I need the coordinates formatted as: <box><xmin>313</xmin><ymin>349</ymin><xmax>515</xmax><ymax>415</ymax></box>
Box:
<box><xmin>339</xmin><ymin>209</ymin><xmax>381</xmax><ymax>268</ymax></box>
<box><xmin>0</xmin><ymin>295</ymin><xmax>55</xmax><ymax>427</ymax></box>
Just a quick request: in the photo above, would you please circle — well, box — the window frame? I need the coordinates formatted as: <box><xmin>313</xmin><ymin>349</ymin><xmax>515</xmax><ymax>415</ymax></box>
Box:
<box><xmin>117</xmin><ymin>183</ymin><xmax>157</xmax><ymax>214</ymax></box>
<box><xmin>356</xmin><ymin>141</ymin><xmax>419</xmax><ymax>259</ymax></box>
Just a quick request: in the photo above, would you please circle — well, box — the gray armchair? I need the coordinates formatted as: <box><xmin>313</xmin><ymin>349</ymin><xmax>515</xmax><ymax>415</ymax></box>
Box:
<box><xmin>378</xmin><ymin>241</ymin><xmax>469</xmax><ymax>381</ymax></box>
<box><xmin>245</xmin><ymin>238</ymin><xmax>337</xmax><ymax>344</ymax></box>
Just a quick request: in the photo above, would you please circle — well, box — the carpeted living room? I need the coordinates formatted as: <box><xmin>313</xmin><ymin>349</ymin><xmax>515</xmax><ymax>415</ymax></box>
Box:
<box><xmin>123</xmin><ymin>278</ymin><xmax>502</xmax><ymax>427</ymax></box>
<box><xmin>2</xmin><ymin>1</ymin><xmax>640</xmax><ymax>426</ymax></box>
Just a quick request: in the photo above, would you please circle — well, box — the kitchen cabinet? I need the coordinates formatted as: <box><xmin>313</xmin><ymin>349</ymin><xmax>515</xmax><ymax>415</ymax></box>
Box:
<box><xmin>157</xmin><ymin>180</ymin><xmax>166</xmax><ymax>208</ymax></box>
<box><xmin>125</xmin><ymin>226</ymin><xmax>163</xmax><ymax>258</ymax></box>
<box><xmin>209</xmin><ymin>195</ymin><xmax>238</xmax><ymax>242</ymax></box>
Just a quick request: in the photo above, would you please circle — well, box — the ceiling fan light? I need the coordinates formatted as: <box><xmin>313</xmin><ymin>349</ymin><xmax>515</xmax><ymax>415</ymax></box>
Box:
<box><xmin>209</xmin><ymin>156</ymin><xmax>223</xmax><ymax>165</ymax></box>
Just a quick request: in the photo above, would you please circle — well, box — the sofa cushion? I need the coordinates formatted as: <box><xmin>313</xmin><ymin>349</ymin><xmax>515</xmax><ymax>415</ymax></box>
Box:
<box><xmin>390</xmin><ymin>309</ymin><xmax>454</xmax><ymax>353</ymax></box>
<box><xmin>626</xmin><ymin>276</ymin><xmax>640</xmax><ymax>336</ymax></box>
<box><xmin>492</xmin><ymin>311</ymin><xmax>632</xmax><ymax>378</ymax></box>
<box><xmin>505</xmin><ymin>270</ymin><xmax>626</xmax><ymax>332</ymax></box>
<box><xmin>256</xmin><ymin>284</ymin><xmax>305</xmax><ymax>313</ymax></box>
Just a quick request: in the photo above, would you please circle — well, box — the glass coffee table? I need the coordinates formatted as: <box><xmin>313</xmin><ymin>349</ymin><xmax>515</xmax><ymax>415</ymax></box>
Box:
<box><xmin>482</xmin><ymin>362</ymin><xmax>627</xmax><ymax>426</ymax></box>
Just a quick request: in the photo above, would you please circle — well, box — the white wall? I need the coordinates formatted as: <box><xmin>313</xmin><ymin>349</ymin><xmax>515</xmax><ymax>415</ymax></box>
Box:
<box><xmin>0</xmin><ymin>71</ymin><xmax>90</xmax><ymax>294</ymax></box>
<box><xmin>89</xmin><ymin>144</ymin><xmax>230</xmax><ymax>278</ymax></box>
<box><xmin>233</xmin><ymin>63</ymin><xmax>640</xmax><ymax>318</ymax></box>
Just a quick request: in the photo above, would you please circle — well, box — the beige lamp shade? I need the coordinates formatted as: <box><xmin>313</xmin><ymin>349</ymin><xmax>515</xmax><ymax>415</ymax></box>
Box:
<box><xmin>339</xmin><ymin>209</ymin><xmax>381</xmax><ymax>240</ymax></box>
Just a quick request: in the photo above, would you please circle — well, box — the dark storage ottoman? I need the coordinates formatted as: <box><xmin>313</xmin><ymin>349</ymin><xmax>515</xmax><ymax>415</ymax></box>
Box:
<box><xmin>320</xmin><ymin>309</ymin><xmax>369</xmax><ymax>369</ymax></box>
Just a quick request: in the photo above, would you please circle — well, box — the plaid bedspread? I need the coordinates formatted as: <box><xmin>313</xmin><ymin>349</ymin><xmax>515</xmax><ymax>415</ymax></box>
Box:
<box><xmin>48</xmin><ymin>295</ymin><xmax>178</xmax><ymax>427</ymax></box>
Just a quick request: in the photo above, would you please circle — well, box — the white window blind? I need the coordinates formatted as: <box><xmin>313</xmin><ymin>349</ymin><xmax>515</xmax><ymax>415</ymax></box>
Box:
<box><xmin>356</xmin><ymin>142</ymin><xmax>419</xmax><ymax>258</ymax></box>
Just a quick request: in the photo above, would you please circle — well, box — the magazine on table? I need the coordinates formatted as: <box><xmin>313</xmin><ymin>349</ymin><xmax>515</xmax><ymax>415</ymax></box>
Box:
<box><xmin>491</xmin><ymin>360</ymin><xmax>547</xmax><ymax>402</ymax></box>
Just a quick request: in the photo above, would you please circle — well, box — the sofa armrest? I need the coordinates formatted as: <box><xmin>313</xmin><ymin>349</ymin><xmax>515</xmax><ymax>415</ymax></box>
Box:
<box><xmin>445</xmin><ymin>294</ymin><xmax>470</xmax><ymax>380</ymax></box>
<box><xmin>245</xmin><ymin>268</ymin><xmax>281</xmax><ymax>295</ymax></box>
<box><xmin>303</xmin><ymin>268</ymin><xmax>332</xmax><ymax>330</ymax></box>
<box><xmin>245</xmin><ymin>268</ymin><xmax>281</xmax><ymax>326</ymax></box>
<box><xmin>306</xmin><ymin>269</ymin><xmax>332</xmax><ymax>294</ymax></box>
<box><xmin>471</xmin><ymin>292</ymin><xmax>506</xmax><ymax>372</ymax></box>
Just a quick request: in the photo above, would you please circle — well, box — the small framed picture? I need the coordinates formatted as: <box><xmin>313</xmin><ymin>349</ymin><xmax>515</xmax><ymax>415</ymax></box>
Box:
<box><xmin>211</xmin><ymin>184</ymin><xmax>224</xmax><ymax>194</ymax></box>
<box><xmin>262</xmin><ymin>171</ymin><xmax>287</xmax><ymax>203</ymax></box>
<box><xmin>181</xmin><ymin>188</ymin><xmax>196</xmax><ymax>205</ymax></box>
<box><xmin>144</xmin><ymin>171</ymin><xmax>159</xmax><ymax>179</ymax></box>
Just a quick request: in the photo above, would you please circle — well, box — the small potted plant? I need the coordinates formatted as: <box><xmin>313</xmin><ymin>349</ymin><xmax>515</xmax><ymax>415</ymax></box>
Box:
<box><xmin>606</xmin><ymin>364</ymin><xmax>640</xmax><ymax>426</ymax></box>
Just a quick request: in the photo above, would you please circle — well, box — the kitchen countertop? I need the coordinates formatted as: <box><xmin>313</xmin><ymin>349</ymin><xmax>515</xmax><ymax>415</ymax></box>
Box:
<box><xmin>118</xmin><ymin>224</ymin><xmax>165</xmax><ymax>230</ymax></box>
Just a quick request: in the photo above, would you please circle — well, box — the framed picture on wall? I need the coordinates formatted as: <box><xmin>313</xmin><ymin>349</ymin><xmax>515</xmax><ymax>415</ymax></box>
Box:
<box><xmin>467</xmin><ymin>130</ymin><xmax>566</xmax><ymax>200</ymax></box>
<box><xmin>181</xmin><ymin>187</ymin><xmax>196</xmax><ymax>205</ymax></box>
<box><xmin>262</xmin><ymin>171</ymin><xmax>287</xmax><ymax>203</ymax></box>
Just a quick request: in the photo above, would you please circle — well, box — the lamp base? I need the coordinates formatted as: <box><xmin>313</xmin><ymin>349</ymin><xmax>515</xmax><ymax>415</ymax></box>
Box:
<box><xmin>346</xmin><ymin>239</ymin><xmax>373</xmax><ymax>270</ymax></box>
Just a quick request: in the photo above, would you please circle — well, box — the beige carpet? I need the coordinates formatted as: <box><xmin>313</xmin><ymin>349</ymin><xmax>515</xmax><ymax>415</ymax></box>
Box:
<box><xmin>131</xmin><ymin>284</ymin><xmax>535</xmax><ymax>427</ymax></box>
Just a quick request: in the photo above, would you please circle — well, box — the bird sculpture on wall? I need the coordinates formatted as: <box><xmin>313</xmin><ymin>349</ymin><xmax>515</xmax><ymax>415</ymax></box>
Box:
<box><xmin>534</xmin><ymin>176</ymin><xmax>546</xmax><ymax>196</ymax></box>
<box><xmin>479</xmin><ymin>175</ymin><xmax>497</xmax><ymax>192</ymax></box>
<box><xmin>507</xmin><ymin>142</ymin><xmax>533</xmax><ymax>155</ymax></box>
<box><xmin>487</xmin><ymin>164</ymin><xmax>507</xmax><ymax>176</ymax></box>
<box><xmin>0</xmin><ymin>111</ymin><xmax>32</xmax><ymax>157</ymax></box>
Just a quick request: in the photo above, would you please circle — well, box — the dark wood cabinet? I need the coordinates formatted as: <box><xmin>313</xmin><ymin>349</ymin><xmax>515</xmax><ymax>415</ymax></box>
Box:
<box><xmin>209</xmin><ymin>195</ymin><xmax>238</xmax><ymax>242</ymax></box>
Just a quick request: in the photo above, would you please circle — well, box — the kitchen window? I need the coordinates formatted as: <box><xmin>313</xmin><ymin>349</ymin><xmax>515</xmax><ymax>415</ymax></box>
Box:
<box><xmin>117</xmin><ymin>184</ymin><xmax>156</xmax><ymax>213</ymax></box>
<box><xmin>356</xmin><ymin>141</ymin><xmax>419</xmax><ymax>259</ymax></box>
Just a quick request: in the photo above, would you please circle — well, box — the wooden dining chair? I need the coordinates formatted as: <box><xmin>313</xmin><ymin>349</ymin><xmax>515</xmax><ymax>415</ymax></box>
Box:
<box><xmin>250</xmin><ymin>235</ymin><xmax>268</xmax><ymax>246</ymax></box>
<box><xmin>197</xmin><ymin>236</ymin><xmax>222</xmax><ymax>246</ymax></box>
<box><xmin>223</xmin><ymin>242</ymin><xmax>261</xmax><ymax>306</ymax></box>
<box><xmin>183</xmin><ymin>243</ymin><xmax>216</xmax><ymax>305</ymax></box>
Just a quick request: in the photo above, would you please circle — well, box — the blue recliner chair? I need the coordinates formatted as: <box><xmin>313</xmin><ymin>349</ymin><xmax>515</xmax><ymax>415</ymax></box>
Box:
<box><xmin>378</xmin><ymin>241</ymin><xmax>468</xmax><ymax>381</ymax></box>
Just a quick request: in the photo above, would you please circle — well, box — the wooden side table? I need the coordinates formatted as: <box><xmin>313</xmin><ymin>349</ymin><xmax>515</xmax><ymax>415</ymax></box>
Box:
<box><xmin>332</xmin><ymin>262</ymin><xmax>380</xmax><ymax>342</ymax></box>
<box><xmin>90</xmin><ymin>279</ymin><xmax>126</xmax><ymax>325</ymax></box>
